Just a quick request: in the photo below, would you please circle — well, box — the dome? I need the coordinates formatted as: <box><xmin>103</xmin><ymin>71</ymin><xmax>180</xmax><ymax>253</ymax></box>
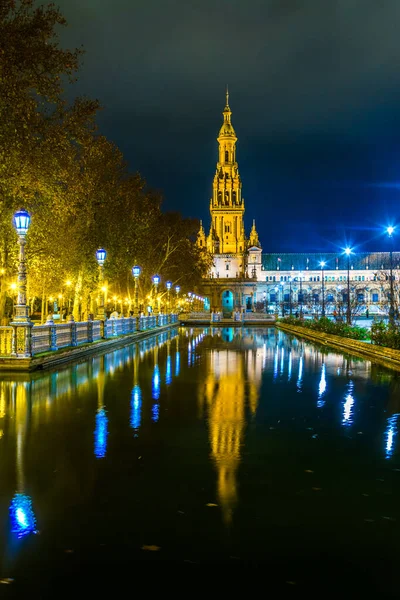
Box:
<box><xmin>218</xmin><ymin>121</ymin><xmax>236</xmax><ymax>137</ymax></box>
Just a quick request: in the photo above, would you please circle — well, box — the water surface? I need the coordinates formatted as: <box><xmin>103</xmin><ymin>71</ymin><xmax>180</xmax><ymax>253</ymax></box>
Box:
<box><xmin>0</xmin><ymin>327</ymin><xmax>399</xmax><ymax>593</ymax></box>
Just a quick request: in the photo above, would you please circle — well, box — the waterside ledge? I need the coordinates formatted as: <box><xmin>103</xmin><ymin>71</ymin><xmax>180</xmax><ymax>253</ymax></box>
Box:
<box><xmin>277</xmin><ymin>322</ymin><xmax>400</xmax><ymax>372</ymax></box>
<box><xmin>0</xmin><ymin>323</ymin><xmax>177</xmax><ymax>372</ymax></box>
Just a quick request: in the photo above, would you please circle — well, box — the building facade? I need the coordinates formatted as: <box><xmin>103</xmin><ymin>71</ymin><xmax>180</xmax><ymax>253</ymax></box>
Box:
<box><xmin>198</xmin><ymin>94</ymin><xmax>399</xmax><ymax>316</ymax></box>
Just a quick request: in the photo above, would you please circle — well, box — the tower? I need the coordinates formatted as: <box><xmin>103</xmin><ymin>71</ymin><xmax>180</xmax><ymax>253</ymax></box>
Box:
<box><xmin>208</xmin><ymin>88</ymin><xmax>246</xmax><ymax>256</ymax></box>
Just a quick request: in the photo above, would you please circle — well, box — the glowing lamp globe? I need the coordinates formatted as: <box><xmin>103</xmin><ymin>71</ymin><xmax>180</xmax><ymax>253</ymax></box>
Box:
<box><xmin>320</xmin><ymin>261</ymin><xmax>326</xmax><ymax>268</ymax></box>
<box><xmin>132</xmin><ymin>265</ymin><xmax>141</xmax><ymax>278</ymax></box>
<box><xmin>152</xmin><ymin>274</ymin><xmax>160</xmax><ymax>286</ymax></box>
<box><xmin>13</xmin><ymin>210</ymin><xmax>30</xmax><ymax>236</ymax></box>
<box><xmin>387</xmin><ymin>226</ymin><xmax>395</xmax><ymax>237</ymax></box>
<box><xmin>96</xmin><ymin>248</ymin><xmax>106</xmax><ymax>265</ymax></box>
<box><xmin>175</xmin><ymin>286</ymin><xmax>181</xmax><ymax>294</ymax></box>
<box><xmin>166</xmin><ymin>281</ymin><xmax>172</xmax><ymax>290</ymax></box>
<box><xmin>344</xmin><ymin>247</ymin><xmax>352</xmax><ymax>256</ymax></box>
<box><xmin>188</xmin><ymin>292</ymin><xmax>192</xmax><ymax>298</ymax></box>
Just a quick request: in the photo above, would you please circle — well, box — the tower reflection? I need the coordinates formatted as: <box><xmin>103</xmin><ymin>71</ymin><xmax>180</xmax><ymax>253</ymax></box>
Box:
<box><xmin>199</xmin><ymin>329</ymin><xmax>263</xmax><ymax>524</ymax></box>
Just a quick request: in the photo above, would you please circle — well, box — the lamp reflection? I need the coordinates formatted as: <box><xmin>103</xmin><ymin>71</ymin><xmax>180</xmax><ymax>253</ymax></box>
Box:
<box><xmin>385</xmin><ymin>414</ymin><xmax>399</xmax><ymax>459</ymax></box>
<box><xmin>297</xmin><ymin>355</ymin><xmax>303</xmax><ymax>392</ymax></box>
<box><xmin>152</xmin><ymin>348</ymin><xmax>160</xmax><ymax>422</ymax></box>
<box><xmin>9</xmin><ymin>382</ymin><xmax>37</xmax><ymax>538</ymax></box>
<box><xmin>166</xmin><ymin>354</ymin><xmax>172</xmax><ymax>386</ymax></box>
<box><xmin>94</xmin><ymin>362</ymin><xmax>108</xmax><ymax>458</ymax></box>
<box><xmin>130</xmin><ymin>385</ymin><xmax>142</xmax><ymax>434</ymax></box>
<box><xmin>317</xmin><ymin>363</ymin><xmax>326</xmax><ymax>408</ymax></box>
<box><xmin>342</xmin><ymin>381</ymin><xmax>355</xmax><ymax>426</ymax></box>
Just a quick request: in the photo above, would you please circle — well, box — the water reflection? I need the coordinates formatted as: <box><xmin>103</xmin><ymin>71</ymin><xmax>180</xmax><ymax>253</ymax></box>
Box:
<box><xmin>0</xmin><ymin>325</ymin><xmax>399</xmax><ymax>547</ymax></box>
<box><xmin>317</xmin><ymin>363</ymin><xmax>327</xmax><ymax>408</ymax></box>
<box><xmin>385</xmin><ymin>414</ymin><xmax>399</xmax><ymax>459</ymax></box>
<box><xmin>342</xmin><ymin>381</ymin><xmax>355</xmax><ymax>426</ymax></box>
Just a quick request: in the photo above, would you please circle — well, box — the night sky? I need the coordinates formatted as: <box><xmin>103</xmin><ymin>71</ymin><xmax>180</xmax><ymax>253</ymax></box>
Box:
<box><xmin>57</xmin><ymin>0</ymin><xmax>400</xmax><ymax>253</ymax></box>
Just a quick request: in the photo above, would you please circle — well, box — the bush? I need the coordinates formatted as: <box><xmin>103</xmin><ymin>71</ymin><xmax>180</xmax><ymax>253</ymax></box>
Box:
<box><xmin>279</xmin><ymin>316</ymin><xmax>369</xmax><ymax>341</ymax></box>
<box><xmin>370</xmin><ymin>322</ymin><xmax>400</xmax><ymax>349</ymax></box>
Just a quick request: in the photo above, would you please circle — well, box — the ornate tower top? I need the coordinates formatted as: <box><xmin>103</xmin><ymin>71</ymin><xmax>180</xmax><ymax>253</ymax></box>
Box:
<box><xmin>219</xmin><ymin>85</ymin><xmax>237</xmax><ymax>141</ymax></box>
<box><xmin>249</xmin><ymin>219</ymin><xmax>261</xmax><ymax>248</ymax></box>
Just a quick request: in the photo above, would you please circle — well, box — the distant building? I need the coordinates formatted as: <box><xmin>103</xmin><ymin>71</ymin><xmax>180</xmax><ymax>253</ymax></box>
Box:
<box><xmin>197</xmin><ymin>93</ymin><xmax>399</xmax><ymax>316</ymax></box>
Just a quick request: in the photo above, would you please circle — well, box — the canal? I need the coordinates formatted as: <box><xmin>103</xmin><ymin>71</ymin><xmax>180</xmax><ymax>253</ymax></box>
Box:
<box><xmin>0</xmin><ymin>326</ymin><xmax>399</xmax><ymax>593</ymax></box>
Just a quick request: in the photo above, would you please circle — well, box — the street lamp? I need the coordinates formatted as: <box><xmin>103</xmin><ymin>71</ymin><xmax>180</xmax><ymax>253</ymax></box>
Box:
<box><xmin>344</xmin><ymin>247</ymin><xmax>352</xmax><ymax>325</ymax></box>
<box><xmin>152</xmin><ymin>274</ymin><xmax>160</xmax><ymax>313</ymax></box>
<box><xmin>387</xmin><ymin>226</ymin><xmax>396</xmax><ymax>327</ymax></box>
<box><xmin>12</xmin><ymin>210</ymin><xmax>31</xmax><ymax>323</ymax></box>
<box><xmin>166</xmin><ymin>281</ymin><xmax>172</xmax><ymax>313</ymax></box>
<box><xmin>96</xmin><ymin>248</ymin><xmax>106</xmax><ymax>320</ymax></box>
<box><xmin>132</xmin><ymin>265</ymin><xmax>141</xmax><ymax>315</ymax></box>
<box><xmin>274</xmin><ymin>286</ymin><xmax>279</xmax><ymax>314</ymax></box>
<box><xmin>175</xmin><ymin>285</ymin><xmax>180</xmax><ymax>312</ymax></box>
<box><xmin>319</xmin><ymin>261</ymin><xmax>326</xmax><ymax>317</ymax></box>
<box><xmin>299</xmin><ymin>271</ymin><xmax>303</xmax><ymax>318</ymax></box>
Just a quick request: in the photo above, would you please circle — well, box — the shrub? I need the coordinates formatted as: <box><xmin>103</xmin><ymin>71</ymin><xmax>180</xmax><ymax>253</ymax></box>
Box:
<box><xmin>279</xmin><ymin>316</ymin><xmax>369</xmax><ymax>341</ymax></box>
<box><xmin>370</xmin><ymin>322</ymin><xmax>400</xmax><ymax>349</ymax></box>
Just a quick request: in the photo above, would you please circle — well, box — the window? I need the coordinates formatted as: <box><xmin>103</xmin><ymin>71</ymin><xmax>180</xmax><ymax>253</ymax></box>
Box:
<box><xmin>372</xmin><ymin>293</ymin><xmax>379</xmax><ymax>302</ymax></box>
<box><xmin>284</xmin><ymin>293</ymin><xmax>290</xmax><ymax>302</ymax></box>
<box><xmin>199</xmin><ymin>240</ymin><xmax>203</xmax><ymax>246</ymax></box>
<box><xmin>270</xmin><ymin>293</ymin><xmax>277</xmax><ymax>303</ymax></box>
<box><xmin>232</xmin><ymin>191</ymin><xmax>236</xmax><ymax>203</ymax></box>
<box><xmin>358</xmin><ymin>293</ymin><xmax>364</xmax><ymax>303</ymax></box>
<box><xmin>225</xmin><ymin>224</ymin><xmax>230</xmax><ymax>233</ymax></box>
<box><xmin>327</xmin><ymin>294</ymin><xmax>334</xmax><ymax>302</ymax></box>
<box><xmin>226</xmin><ymin>264</ymin><xmax>230</xmax><ymax>271</ymax></box>
<box><xmin>225</xmin><ymin>150</ymin><xmax>229</xmax><ymax>161</ymax></box>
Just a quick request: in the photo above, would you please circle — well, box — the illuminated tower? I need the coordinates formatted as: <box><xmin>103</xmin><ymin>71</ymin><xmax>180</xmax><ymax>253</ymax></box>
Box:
<box><xmin>206</xmin><ymin>88</ymin><xmax>246</xmax><ymax>257</ymax></box>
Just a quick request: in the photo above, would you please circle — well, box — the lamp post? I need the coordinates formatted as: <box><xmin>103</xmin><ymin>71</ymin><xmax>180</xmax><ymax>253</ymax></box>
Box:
<box><xmin>387</xmin><ymin>227</ymin><xmax>395</xmax><ymax>327</ymax></box>
<box><xmin>299</xmin><ymin>271</ymin><xmax>303</xmax><ymax>318</ymax></box>
<box><xmin>320</xmin><ymin>261</ymin><xmax>326</xmax><ymax>317</ymax></box>
<box><xmin>166</xmin><ymin>281</ymin><xmax>172</xmax><ymax>313</ymax></box>
<box><xmin>132</xmin><ymin>265</ymin><xmax>141</xmax><ymax>315</ymax></box>
<box><xmin>11</xmin><ymin>210</ymin><xmax>33</xmax><ymax>357</ymax></box>
<box><xmin>96</xmin><ymin>248</ymin><xmax>106</xmax><ymax>321</ymax></box>
<box><xmin>152</xmin><ymin>274</ymin><xmax>160</xmax><ymax>313</ymax></box>
<box><xmin>344</xmin><ymin>247</ymin><xmax>352</xmax><ymax>325</ymax></box>
<box><xmin>175</xmin><ymin>285</ymin><xmax>180</xmax><ymax>312</ymax></box>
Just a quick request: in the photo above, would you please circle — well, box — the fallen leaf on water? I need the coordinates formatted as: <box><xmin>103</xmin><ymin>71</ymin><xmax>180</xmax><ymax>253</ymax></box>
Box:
<box><xmin>206</xmin><ymin>503</ymin><xmax>218</xmax><ymax>507</ymax></box>
<box><xmin>177</xmin><ymin>510</ymin><xmax>185</xmax><ymax>515</ymax></box>
<box><xmin>0</xmin><ymin>579</ymin><xmax>14</xmax><ymax>585</ymax></box>
<box><xmin>304</xmin><ymin>470</ymin><xmax>314</xmax><ymax>473</ymax></box>
<box><xmin>364</xmin><ymin>518</ymin><xmax>374</xmax><ymax>523</ymax></box>
<box><xmin>64</xmin><ymin>549</ymin><xmax>74</xmax><ymax>554</ymax></box>
<box><xmin>362</xmin><ymin>493</ymin><xmax>369</xmax><ymax>497</ymax></box>
<box><xmin>312</xmin><ymin>487</ymin><xmax>322</xmax><ymax>491</ymax></box>
<box><xmin>141</xmin><ymin>545</ymin><xmax>161</xmax><ymax>552</ymax></box>
<box><xmin>382</xmin><ymin>516</ymin><xmax>396</xmax><ymax>521</ymax></box>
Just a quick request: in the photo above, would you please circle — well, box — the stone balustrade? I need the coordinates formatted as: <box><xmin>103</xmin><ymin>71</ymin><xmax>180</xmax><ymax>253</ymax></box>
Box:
<box><xmin>0</xmin><ymin>313</ymin><xmax>178</xmax><ymax>358</ymax></box>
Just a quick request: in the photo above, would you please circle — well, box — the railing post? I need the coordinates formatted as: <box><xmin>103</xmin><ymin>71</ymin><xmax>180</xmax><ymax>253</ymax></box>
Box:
<box><xmin>68</xmin><ymin>314</ymin><xmax>77</xmax><ymax>346</ymax></box>
<box><xmin>46</xmin><ymin>315</ymin><xmax>57</xmax><ymax>351</ymax></box>
<box><xmin>87</xmin><ymin>319</ymin><xmax>93</xmax><ymax>343</ymax></box>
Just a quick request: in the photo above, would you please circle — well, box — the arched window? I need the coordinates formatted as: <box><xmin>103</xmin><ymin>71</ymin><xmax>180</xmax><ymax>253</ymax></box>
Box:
<box><xmin>217</xmin><ymin>191</ymin><xmax>222</xmax><ymax>204</ymax></box>
<box><xmin>225</xmin><ymin>150</ymin><xmax>229</xmax><ymax>161</ymax></box>
<box><xmin>232</xmin><ymin>191</ymin><xmax>236</xmax><ymax>204</ymax></box>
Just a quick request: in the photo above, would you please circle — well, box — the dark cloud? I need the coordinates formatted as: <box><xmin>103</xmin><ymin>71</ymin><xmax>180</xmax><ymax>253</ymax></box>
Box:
<box><xmin>56</xmin><ymin>0</ymin><xmax>400</xmax><ymax>251</ymax></box>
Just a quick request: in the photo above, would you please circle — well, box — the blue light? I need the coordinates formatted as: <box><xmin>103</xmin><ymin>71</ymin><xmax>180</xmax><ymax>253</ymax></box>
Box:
<box><xmin>13</xmin><ymin>210</ymin><xmax>31</xmax><ymax>236</ymax></box>
<box><xmin>280</xmin><ymin>347</ymin><xmax>285</xmax><ymax>374</ymax></box>
<box><xmin>175</xmin><ymin>352</ymin><xmax>180</xmax><ymax>376</ymax></box>
<box><xmin>10</xmin><ymin>493</ymin><xmax>36</xmax><ymax>538</ymax></box>
<box><xmin>152</xmin><ymin>365</ymin><xmax>160</xmax><ymax>400</ymax></box>
<box><xmin>288</xmin><ymin>351</ymin><xmax>292</xmax><ymax>381</ymax></box>
<box><xmin>297</xmin><ymin>356</ymin><xmax>303</xmax><ymax>392</ymax></box>
<box><xmin>130</xmin><ymin>385</ymin><xmax>142</xmax><ymax>433</ymax></box>
<box><xmin>152</xmin><ymin>274</ymin><xmax>160</xmax><ymax>286</ymax></box>
<box><xmin>96</xmin><ymin>248</ymin><xmax>106</xmax><ymax>265</ymax></box>
<box><xmin>342</xmin><ymin>382</ymin><xmax>355</xmax><ymax>426</ymax></box>
<box><xmin>317</xmin><ymin>363</ymin><xmax>326</xmax><ymax>408</ymax></box>
<box><xmin>385</xmin><ymin>414</ymin><xmax>399</xmax><ymax>459</ymax></box>
<box><xmin>152</xmin><ymin>403</ymin><xmax>159</xmax><ymax>422</ymax></box>
<box><xmin>166</xmin><ymin>281</ymin><xmax>172</xmax><ymax>290</ymax></box>
<box><xmin>132</xmin><ymin>265</ymin><xmax>141</xmax><ymax>278</ymax></box>
<box><xmin>166</xmin><ymin>355</ymin><xmax>172</xmax><ymax>385</ymax></box>
<box><xmin>94</xmin><ymin>408</ymin><xmax>108</xmax><ymax>459</ymax></box>
<box><xmin>273</xmin><ymin>348</ymin><xmax>278</xmax><ymax>379</ymax></box>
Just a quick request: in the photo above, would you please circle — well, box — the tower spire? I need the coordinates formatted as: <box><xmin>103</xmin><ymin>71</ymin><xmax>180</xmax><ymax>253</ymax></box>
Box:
<box><xmin>226</xmin><ymin>84</ymin><xmax>229</xmax><ymax>108</ymax></box>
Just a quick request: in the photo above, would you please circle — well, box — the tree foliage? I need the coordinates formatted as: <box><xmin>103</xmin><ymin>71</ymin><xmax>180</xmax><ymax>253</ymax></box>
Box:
<box><xmin>0</xmin><ymin>0</ymin><xmax>209</xmax><ymax>320</ymax></box>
